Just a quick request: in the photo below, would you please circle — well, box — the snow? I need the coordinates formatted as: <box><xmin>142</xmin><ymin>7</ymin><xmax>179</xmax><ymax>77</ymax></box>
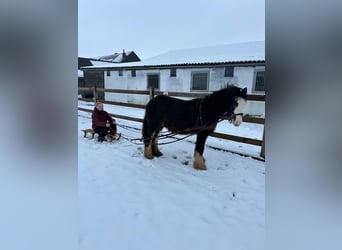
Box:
<box><xmin>88</xmin><ymin>60</ymin><xmax>117</xmax><ymax>67</ymax></box>
<box><xmin>78</xmin><ymin>101</ymin><xmax>265</xmax><ymax>250</ymax></box>
<box><xmin>82</xmin><ymin>41</ymin><xmax>265</xmax><ymax>69</ymax></box>
<box><xmin>93</xmin><ymin>51</ymin><xmax>133</xmax><ymax>63</ymax></box>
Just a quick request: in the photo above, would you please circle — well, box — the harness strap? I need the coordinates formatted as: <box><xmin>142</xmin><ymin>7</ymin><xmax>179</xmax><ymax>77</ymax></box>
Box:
<box><xmin>198</xmin><ymin>101</ymin><xmax>203</xmax><ymax>126</ymax></box>
<box><xmin>221</xmin><ymin>112</ymin><xmax>244</xmax><ymax>120</ymax></box>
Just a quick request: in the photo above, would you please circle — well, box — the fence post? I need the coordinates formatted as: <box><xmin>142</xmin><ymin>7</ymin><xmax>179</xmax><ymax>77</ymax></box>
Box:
<box><xmin>149</xmin><ymin>86</ymin><xmax>155</xmax><ymax>100</ymax></box>
<box><xmin>93</xmin><ymin>85</ymin><xmax>98</xmax><ymax>102</ymax></box>
<box><xmin>260</xmin><ymin>127</ymin><xmax>265</xmax><ymax>158</ymax></box>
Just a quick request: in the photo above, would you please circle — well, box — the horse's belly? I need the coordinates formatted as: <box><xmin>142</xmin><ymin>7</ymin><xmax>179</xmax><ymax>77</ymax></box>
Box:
<box><xmin>165</xmin><ymin>124</ymin><xmax>197</xmax><ymax>134</ymax></box>
<box><xmin>164</xmin><ymin>122</ymin><xmax>193</xmax><ymax>133</ymax></box>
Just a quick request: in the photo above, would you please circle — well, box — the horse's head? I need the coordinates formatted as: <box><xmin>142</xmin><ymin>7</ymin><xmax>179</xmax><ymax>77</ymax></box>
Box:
<box><xmin>226</xmin><ymin>86</ymin><xmax>247</xmax><ymax>126</ymax></box>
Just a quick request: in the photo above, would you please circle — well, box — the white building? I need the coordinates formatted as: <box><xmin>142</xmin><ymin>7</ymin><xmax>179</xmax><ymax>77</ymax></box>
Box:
<box><xmin>82</xmin><ymin>41</ymin><xmax>265</xmax><ymax>116</ymax></box>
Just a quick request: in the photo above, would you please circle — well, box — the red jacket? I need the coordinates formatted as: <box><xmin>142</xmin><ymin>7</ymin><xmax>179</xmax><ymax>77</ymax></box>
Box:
<box><xmin>92</xmin><ymin>108</ymin><xmax>115</xmax><ymax>129</ymax></box>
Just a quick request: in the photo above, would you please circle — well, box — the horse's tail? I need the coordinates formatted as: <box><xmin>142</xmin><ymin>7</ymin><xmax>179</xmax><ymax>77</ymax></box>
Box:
<box><xmin>142</xmin><ymin>96</ymin><xmax>165</xmax><ymax>145</ymax></box>
<box><xmin>142</xmin><ymin>114</ymin><xmax>148</xmax><ymax>140</ymax></box>
<box><xmin>142</xmin><ymin>98</ymin><xmax>155</xmax><ymax>141</ymax></box>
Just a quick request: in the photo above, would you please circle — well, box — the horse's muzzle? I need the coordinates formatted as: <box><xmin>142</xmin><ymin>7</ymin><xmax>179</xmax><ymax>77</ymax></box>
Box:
<box><xmin>231</xmin><ymin>113</ymin><xmax>243</xmax><ymax>126</ymax></box>
<box><xmin>232</xmin><ymin>118</ymin><xmax>242</xmax><ymax>126</ymax></box>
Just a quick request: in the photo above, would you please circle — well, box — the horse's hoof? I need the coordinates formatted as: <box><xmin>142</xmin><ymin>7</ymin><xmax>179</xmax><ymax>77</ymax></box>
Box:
<box><xmin>193</xmin><ymin>151</ymin><xmax>207</xmax><ymax>170</ymax></box>
<box><xmin>153</xmin><ymin>151</ymin><xmax>163</xmax><ymax>157</ymax></box>
<box><xmin>193</xmin><ymin>163</ymin><xmax>207</xmax><ymax>170</ymax></box>
<box><xmin>144</xmin><ymin>147</ymin><xmax>154</xmax><ymax>159</ymax></box>
<box><xmin>144</xmin><ymin>153</ymin><xmax>154</xmax><ymax>159</ymax></box>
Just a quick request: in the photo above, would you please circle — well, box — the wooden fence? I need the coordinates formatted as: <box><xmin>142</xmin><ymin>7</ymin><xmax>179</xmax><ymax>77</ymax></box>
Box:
<box><xmin>78</xmin><ymin>86</ymin><xmax>265</xmax><ymax>159</ymax></box>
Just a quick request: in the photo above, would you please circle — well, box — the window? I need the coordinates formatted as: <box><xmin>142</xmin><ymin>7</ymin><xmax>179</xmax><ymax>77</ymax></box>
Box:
<box><xmin>224</xmin><ymin>66</ymin><xmax>234</xmax><ymax>77</ymax></box>
<box><xmin>254</xmin><ymin>70</ymin><xmax>265</xmax><ymax>92</ymax></box>
<box><xmin>147</xmin><ymin>74</ymin><xmax>159</xmax><ymax>90</ymax></box>
<box><xmin>191</xmin><ymin>72</ymin><xmax>209</xmax><ymax>91</ymax></box>
<box><xmin>106</xmin><ymin>71</ymin><xmax>111</xmax><ymax>77</ymax></box>
<box><xmin>131</xmin><ymin>69</ymin><xmax>136</xmax><ymax>77</ymax></box>
<box><xmin>118</xmin><ymin>70</ymin><xmax>123</xmax><ymax>76</ymax></box>
<box><xmin>170</xmin><ymin>68</ymin><xmax>177</xmax><ymax>77</ymax></box>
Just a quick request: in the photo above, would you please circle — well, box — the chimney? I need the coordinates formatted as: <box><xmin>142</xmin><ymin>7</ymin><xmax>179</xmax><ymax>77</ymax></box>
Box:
<box><xmin>122</xmin><ymin>49</ymin><xmax>127</xmax><ymax>61</ymax></box>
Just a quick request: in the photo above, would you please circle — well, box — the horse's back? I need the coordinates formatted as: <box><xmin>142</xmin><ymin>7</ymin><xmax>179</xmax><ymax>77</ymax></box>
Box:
<box><xmin>146</xmin><ymin>95</ymin><xmax>197</xmax><ymax>114</ymax></box>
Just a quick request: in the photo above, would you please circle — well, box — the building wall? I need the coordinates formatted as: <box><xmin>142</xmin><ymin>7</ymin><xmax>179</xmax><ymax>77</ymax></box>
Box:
<box><xmin>104</xmin><ymin>66</ymin><xmax>265</xmax><ymax>116</ymax></box>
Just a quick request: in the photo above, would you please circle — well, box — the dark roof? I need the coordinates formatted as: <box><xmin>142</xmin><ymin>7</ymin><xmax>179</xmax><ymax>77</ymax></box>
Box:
<box><xmin>78</xmin><ymin>57</ymin><xmax>93</xmax><ymax>69</ymax></box>
<box><xmin>92</xmin><ymin>50</ymin><xmax>141</xmax><ymax>63</ymax></box>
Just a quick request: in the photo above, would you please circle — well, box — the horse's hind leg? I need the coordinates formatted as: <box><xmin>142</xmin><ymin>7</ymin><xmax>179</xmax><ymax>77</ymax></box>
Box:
<box><xmin>152</xmin><ymin>127</ymin><xmax>163</xmax><ymax>157</ymax></box>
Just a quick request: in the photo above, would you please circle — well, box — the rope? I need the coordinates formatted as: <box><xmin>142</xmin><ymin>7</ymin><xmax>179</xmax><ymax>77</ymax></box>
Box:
<box><xmin>116</xmin><ymin>123</ymin><xmax>175</xmax><ymax>138</ymax></box>
<box><xmin>116</xmin><ymin>118</ymin><xmax>226</xmax><ymax>146</ymax></box>
<box><xmin>78</xmin><ymin>112</ymin><xmax>227</xmax><ymax>146</ymax></box>
<box><xmin>118</xmin><ymin>132</ymin><xmax>196</xmax><ymax>146</ymax></box>
<box><xmin>116</xmin><ymin>124</ymin><xmax>194</xmax><ymax>145</ymax></box>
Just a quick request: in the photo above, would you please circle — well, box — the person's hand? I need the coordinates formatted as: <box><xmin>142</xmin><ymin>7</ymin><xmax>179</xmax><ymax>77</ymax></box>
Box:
<box><xmin>106</xmin><ymin>123</ymin><xmax>110</xmax><ymax>127</ymax></box>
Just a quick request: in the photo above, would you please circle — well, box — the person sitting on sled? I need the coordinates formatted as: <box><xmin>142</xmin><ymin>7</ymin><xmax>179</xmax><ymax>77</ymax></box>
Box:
<box><xmin>92</xmin><ymin>102</ymin><xmax>117</xmax><ymax>142</ymax></box>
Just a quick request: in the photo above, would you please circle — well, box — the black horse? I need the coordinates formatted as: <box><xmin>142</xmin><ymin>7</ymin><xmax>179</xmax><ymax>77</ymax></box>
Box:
<box><xmin>142</xmin><ymin>85</ymin><xmax>247</xmax><ymax>170</ymax></box>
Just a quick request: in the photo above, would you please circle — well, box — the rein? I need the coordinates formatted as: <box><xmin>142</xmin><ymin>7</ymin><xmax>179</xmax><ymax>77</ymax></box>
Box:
<box><xmin>115</xmin><ymin>117</ymin><xmax>228</xmax><ymax>146</ymax></box>
<box><xmin>221</xmin><ymin>112</ymin><xmax>243</xmax><ymax>121</ymax></box>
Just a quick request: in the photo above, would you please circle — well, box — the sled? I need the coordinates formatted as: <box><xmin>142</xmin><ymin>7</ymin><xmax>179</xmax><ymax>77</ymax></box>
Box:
<box><xmin>81</xmin><ymin>129</ymin><xmax>121</xmax><ymax>142</ymax></box>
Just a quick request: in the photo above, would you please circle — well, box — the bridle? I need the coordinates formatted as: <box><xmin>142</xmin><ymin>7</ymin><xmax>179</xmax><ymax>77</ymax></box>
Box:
<box><xmin>221</xmin><ymin>112</ymin><xmax>244</xmax><ymax>121</ymax></box>
<box><xmin>231</xmin><ymin>112</ymin><xmax>244</xmax><ymax>119</ymax></box>
<box><xmin>198</xmin><ymin>100</ymin><xmax>244</xmax><ymax>124</ymax></box>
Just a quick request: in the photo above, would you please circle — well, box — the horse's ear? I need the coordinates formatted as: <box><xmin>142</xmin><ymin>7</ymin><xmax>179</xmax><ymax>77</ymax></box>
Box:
<box><xmin>242</xmin><ymin>87</ymin><xmax>247</xmax><ymax>94</ymax></box>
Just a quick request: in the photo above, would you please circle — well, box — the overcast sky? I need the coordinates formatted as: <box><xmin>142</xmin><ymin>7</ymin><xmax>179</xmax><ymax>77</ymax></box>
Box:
<box><xmin>78</xmin><ymin>0</ymin><xmax>264</xmax><ymax>60</ymax></box>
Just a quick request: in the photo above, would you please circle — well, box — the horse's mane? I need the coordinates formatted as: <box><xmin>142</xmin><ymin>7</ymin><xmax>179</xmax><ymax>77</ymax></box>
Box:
<box><xmin>203</xmin><ymin>84</ymin><xmax>247</xmax><ymax>102</ymax></box>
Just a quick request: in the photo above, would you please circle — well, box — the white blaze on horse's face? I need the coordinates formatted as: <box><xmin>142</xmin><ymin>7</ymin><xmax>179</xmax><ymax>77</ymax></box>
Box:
<box><xmin>232</xmin><ymin>97</ymin><xmax>246</xmax><ymax>126</ymax></box>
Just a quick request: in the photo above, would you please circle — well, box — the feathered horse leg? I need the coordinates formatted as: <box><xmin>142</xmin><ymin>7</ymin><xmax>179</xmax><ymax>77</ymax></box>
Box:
<box><xmin>143</xmin><ymin>116</ymin><xmax>154</xmax><ymax>159</ymax></box>
<box><xmin>193</xmin><ymin>131</ymin><xmax>211</xmax><ymax>170</ymax></box>
<box><xmin>152</xmin><ymin>127</ymin><xmax>163</xmax><ymax>157</ymax></box>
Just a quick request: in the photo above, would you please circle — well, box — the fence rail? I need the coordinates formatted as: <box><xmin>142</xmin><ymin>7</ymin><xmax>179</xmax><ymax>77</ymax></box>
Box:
<box><xmin>78</xmin><ymin>86</ymin><xmax>265</xmax><ymax>158</ymax></box>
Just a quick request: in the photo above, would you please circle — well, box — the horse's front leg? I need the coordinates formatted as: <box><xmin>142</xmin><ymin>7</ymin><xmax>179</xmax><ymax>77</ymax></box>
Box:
<box><xmin>152</xmin><ymin>127</ymin><xmax>163</xmax><ymax>157</ymax></box>
<box><xmin>143</xmin><ymin>136</ymin><xmax>154</xmax><ymax>159</ymax></box>
<box><xmin>143</xmin><ymin>117</ymin><xmax>154</xmax><ymax>159</ymax></box>
<box><xmin>193</xmin><ymin>131</ymin><xmax>211</xmax><ymax>170</ymax></box>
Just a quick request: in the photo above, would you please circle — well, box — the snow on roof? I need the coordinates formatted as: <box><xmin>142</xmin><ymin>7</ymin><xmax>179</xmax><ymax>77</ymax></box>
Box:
<box><xmin>93</xmin><ymin>51</ymin><xmax>133</xmax><ymax>63</ymax></box>
<box><xmin>89</xmin><ymin>60</ymin><xmax>117</xmax><ymax>66</ymax></box>
<box><xmin>78</xmin><ymin>59</ymin><xmax>122</xmax><ymax>71</ymax></box>
<box><xmin>83</xmin><ymin>41</ymin><xmax>264</xmax><ymax>69</ymax></box>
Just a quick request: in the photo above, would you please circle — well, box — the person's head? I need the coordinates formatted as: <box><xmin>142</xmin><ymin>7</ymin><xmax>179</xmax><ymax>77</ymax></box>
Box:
<box><xmin>95</xmin><ymin>102</ymin><xmax>104</xmax><ymax>111</ymax></box>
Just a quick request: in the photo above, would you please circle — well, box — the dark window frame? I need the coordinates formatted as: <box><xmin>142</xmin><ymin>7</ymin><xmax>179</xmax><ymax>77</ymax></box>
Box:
<box><xmin>224</xmin><ymin>66</ymin><xmax>234</xmax><ymax>77</ymax></box>
<box><xmin>253</xmin><ymin>70</ymin><xmax>265</xmax><ymax>92</ymax></box>
<box><xmin>106</xmin><ymin>71</ymin><xmax>111</xmax><ymax>77</ymax></box>
<box><xmin>170</xmin><ymin>68</ymin><xmax>177</xmax><ymax>77</ymax></box>
<box><xmin>147</xmin><ymin>73</ymin><xmax>160</xmax><ymax>90</ymax></box>
<box><xmin>131</xmin><ymin>69</ymin><xmax>136</xmax><ymax>77</ymax></box>
<box><xmin>118</xmin><ymin>70</ymin><xmax>123</xmax><ymax>76</ymax></box>
<box><xmin>191</xmin><ymin>71</ymin><xmax>209</xmax><ymax>91</ymax></box>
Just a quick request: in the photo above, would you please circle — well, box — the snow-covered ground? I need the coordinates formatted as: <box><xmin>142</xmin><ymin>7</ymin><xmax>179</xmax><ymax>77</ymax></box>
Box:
<box><xmin>78</xmin><ymin>101</ymin><xmax>265</xmax><ymax>250</ymax></box>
